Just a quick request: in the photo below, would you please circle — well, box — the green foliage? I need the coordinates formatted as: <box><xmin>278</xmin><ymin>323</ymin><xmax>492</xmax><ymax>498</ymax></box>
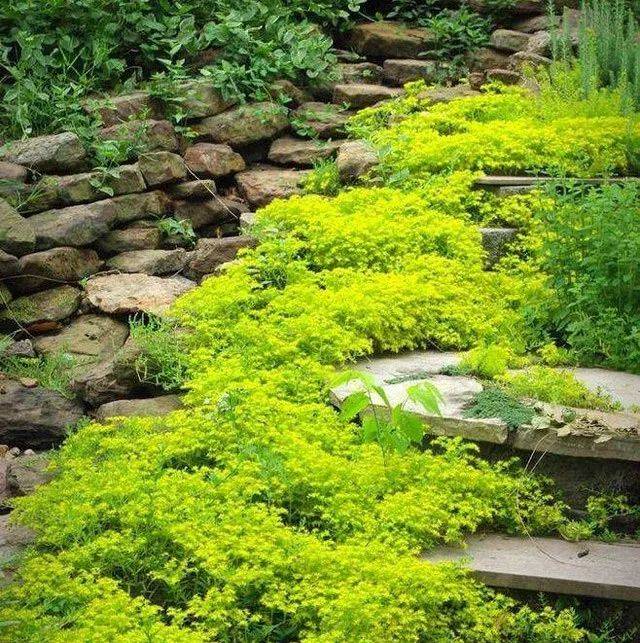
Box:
<box><xmin>302</xmin><ymin>159</ymin><xmax>342</xmax><ymax>196</ymax></box>
<box><xmin>551</xmin><ymin>0</ymin><xmax>640</xmax><ymax>109</ymax></box>
<box><xmin>499</xmin><ymin>366</ymin><xmax>620</xmax><ymax>411</ymax></box>
<box><xmin>0</xmin><ymin>0</ymin><xmax>363</xmax><ymax>138</ymax></box>
<box><xmin>464</xmin><ymin>387</ymin><xmax>536</xmax><ymax>430</ymax></box>
<box><xmin>156</xmin><ymin>217</ymin><xmax>197</xmax><ymax>248</ymax></box>
<box><xmin>129</xmin><ymin>315</ymin><xmax>190</xmax><ymax>391</ymax></box>
<box><xmin>0</xmin><ymin>352</ymin><xmax>75</xmax><ymax>397</ymax></box>
<box><xmin>457</xmin><ymin>344</ymin><xmax>522</xmax><ymax>379</ymax></box>
<box><xmin>537</xmin><ymin>182</ymin><xmax>640</xmax><ymax>372</ymax></box>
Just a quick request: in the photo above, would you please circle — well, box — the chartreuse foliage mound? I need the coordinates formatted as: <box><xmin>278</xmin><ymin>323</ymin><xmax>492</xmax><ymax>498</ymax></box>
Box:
<box><xmin>1</xmin><ymin>182</ymin><xmax>586</xmax><ymax>639</ymax></box>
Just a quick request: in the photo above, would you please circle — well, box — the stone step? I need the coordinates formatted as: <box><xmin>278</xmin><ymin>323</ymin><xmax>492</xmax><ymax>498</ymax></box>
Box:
<box><xmin>475</xmin><ymin>175</ymin><xmax>640</xmax><ymax>195</ymax></box>
<box><xmin>424</xmin><ymin>533</ymin><xmax>640</xmax><ymax>602</ymax></box>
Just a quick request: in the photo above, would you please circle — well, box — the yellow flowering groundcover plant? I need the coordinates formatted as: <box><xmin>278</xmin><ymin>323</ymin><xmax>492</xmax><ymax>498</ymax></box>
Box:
<box><xmin>5</xmin><ymin>84</ymin><xmax>636</xmax><ymax>640</ymax></box>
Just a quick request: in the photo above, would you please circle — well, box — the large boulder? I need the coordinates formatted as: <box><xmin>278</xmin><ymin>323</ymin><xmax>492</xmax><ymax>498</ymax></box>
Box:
<box><xmin>336</xmin><ymin>140</ymin><xmax>378</xmax><ymax>183</ymax></box>
<box><xmin>0</xmin><ymin>379</ymin><xmax>85</xmax><ymax>448</ymax></box>
<box><xmin>183</xmin><ymin>143</ymin><xmax>245</xmax><ymax>177</ymax></box>
<box><xmin>333</xmin><ymin>84</ymin><xmax>403</xmax><ymax>109</ymax></box>
<box><xmin>268</xmin><ymin>137</ymin><xmax>343</xmax><ymax>167</ymax></box>
<box><xmin>98</xmin><ymin>119</ymin><xmax>179</xmax><ymax>155</ymax></box>
<box><xmin>0</xmin><ymin>286</ymin><xmax>81</xmax><ymax>332</ymax></box>
<box><xmin>0</xmin><ymin>132</ymin><xmax>87</xmax><ymax>174</ymax></box>
<box><xmin>106</xmin><ymin>249</ymin><xmax>188</xmax><ymax>275</ymax></box>
<box><xmin>194</xmin><ymin>102</ymin><xmax>289</xmax><ymax>148</ymax></box>
<box><xmin>348</xmin><ymin>21</ymin><xmax>436</xmax><ymax>59</ymax></box>
<box><xmin>33</xmin><ymin>314</ymin><xmax>129</xmax><ymax>376</ymax></box>
<box><xmin>383</xmin><ymin>59</ymin><xmax>439</xmax><ymax>86</ymax></box>
<box><xmin>292</xmin><ymin>102</ymin><xmax>352</xmax><ymax>139</ymax></box>
<box><xmin>235</xmin><ymin>167</ymin><xmax>309</xmax><ymax>208</ymax></box>
<box><xmin>85</xmin><ymin>273</ymin><xmax>195</xmax><ymax>315</ymax></box>
<box><xmin>95</xmin><ymin>395</ymin><xmax>183</xmax><ymax>420</ymax></box>
<box><xmin>185</xmin><ymin>237</ymin><xmax>258</xmax><ymax>281</ymax></box>
<box><xmin>0</xmin><ymin>199</ymin><xmax>35</xmax><ymax>256</ymax></box>
<box><xmin>11</xmin><ymin>247</ymin><xmax>102</xmax><ymax>294</ymax></box>
<box><xmin>138</xmin><ymin>152</ymin><xmax>186</xmax><ymax>186</ymax></box>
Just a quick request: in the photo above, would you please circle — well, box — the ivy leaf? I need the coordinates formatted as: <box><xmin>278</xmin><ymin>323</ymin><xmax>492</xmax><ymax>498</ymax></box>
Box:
<box><xmin>340</xmin><ymin>391</ymin><xmax>370</xmax><ymax>421</ymax></box>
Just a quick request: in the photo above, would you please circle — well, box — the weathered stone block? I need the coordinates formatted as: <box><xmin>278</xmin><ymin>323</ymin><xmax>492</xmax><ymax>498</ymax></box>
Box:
<box><xmin>348</xmin><ymin>21</ymin><xmax>436</xmax><ymax>59</ymax></box>
<box><xmin>235</xmin><ymin>167</ymin><xmax>309</xmax><ymax>208</ymax></box>
<box><xmin>268</xmin><ymin>137</ymin><xmax>342</xmax><ymax>167</ymax></box>
<box><xmin>0</xmin><ymin>285</ymin><xmax>81</xmax><ymax>331</ymax></box>
<box><xmin>0</xmin><ymin>132</ymin><xmax>87</xmax><ymax>174</ymax></box>
<box><xmin>87</xmin><ymin>91</ymin><xmax>158</xmax><ymax>127</ymax></box>
<box><xmin>292</xmin><ymin>102</ymin><xmax>351</xmax><ymax>139</ymax></box>
<box><xmin>185</xmin><ymin>236</ymin><xmax>258</xmax><ymax>281</ymax></box>
<box><xmin>95</xmin><ymin>395</ymin><xmax>183</xmax><ymax>420</ymax></box>
<box><xmin>333</xmin><ymin>84</ymin><xmax>403</xmax><ymax>109</ymax></box>
<box><xmin>99</xmin><ymin>119</ymin><xmax>179</xmax><ymax>156</ymax></box>
<box><xmin>166</xmin><ymin>179</ymin><xmax>217</xmax><ymax>200</ymax></box>
<box><xmin>383</xmin><ymin>59</ymin><xmax>439</xmax><ymax>86</ymax></box>
<box><xmin>96</xmin><ymin>224</ymin><xmax>163</xmax><ymax>255</ymax></box>
<box><xmin>336</xmin><ymin>140</ymin><xmax>378</xmax><ymax>182</ymax></box>
<box><xmin>0</xmin><ymin>199</ymin><xmax>35</xmax><ymax>256</ymax></box>
<box><xmin>490</xmin><ymin>29</ymin><xmax>533</xmax><ymax>53</ymax></box>
<box><xmin>138</xmin><ymin>151</ymin><xmax>186</xmax><ymax>186</ymax></box>
<box><xmin>183</xmin><ymin>143</ymin><xmax>245</xmax><ymax>177</ymax></box>
<box><xmin>106</xmin><ymin>248</ymin><xmax>187</xmax><ymax>275</ymax></box>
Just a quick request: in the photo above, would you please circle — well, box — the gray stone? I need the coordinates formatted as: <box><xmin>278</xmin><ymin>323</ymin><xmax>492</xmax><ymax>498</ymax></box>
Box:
<box><xmin>109</xmin><ymin>191</ymin><xmax>171</xmax><ymax>224</ymax></box>
<box><xmin>467</xmin><ymin>47</ymin><xmax>511</xmax><ymax>72</ymax></box>
<box><xmin>7</xmin><ymin>452</ymin><xmax>52</xmax><ymax>496</ymax></box>
<box><xmin>235</xmin><ymin>167</ymin><xmax>309</xmax><ymax>208</ymax></box>
<box><xmin>524</xmin><ymin>30</ymin><xmax>552</xmax><ymax>57</ymax></box>
<box><xmin>490</xmin><ymin>29</ymin><xmax>533</xmax><ymax>53</ymax></box>
<box><xmin>88</xmin><ymin>91</ymin><xmax>158</xmax><ymax>127</ymax></box>
<box><xmin>11</xmin><ymin>247</ymin><xmax>102</xmax><ymax>294</ymax></box>
<box><xmin>0</xmin><ymin>199</ymin><xmax>35</xmax><ymax>256</ymax></box>
<box><xmin>107</xmin><ymin>249</ymin><xmax>187</xmax><ymax>275</ymax></box>
<box><xmin>425</xmin><ymin>533</ymin><xmax>640</xmax><ymax>602</ymax></box>
<box><xmin>175</xmin><ymin>80</ymin><xmax>235</xmax><ymax>119</ymax></box>
<box><xmin>486</xmin><ymin>69</ymin><xmax>522</xmax><ymax>85</ymax></box>
<box><xmin>570</xmin><ymin>368</ymin><xmax>640</xmax><ymax>411</ymax></box>
<box><xmin>267</xmin><ymin>80</ymin><xmax>312</xmax><ymax>108</ymax></box>
<box><xmin>510</xmin><ymin>51</ymin><xmax>552</xmax><ymax>69</ymax></box>
<box><xmin>98</xmin><ymin>119</ymin><xmax>179</xmax><ymax>155</ymax></box>
<box><xmin>24</xmin><ymin>164</ymin><xmax>146</xmax><ymax>212</ymax></box>
<box><xmin>0</xmin><ymin>286</ymin><xmax>81</xmax><ymax>330</ymax></box>
<box><xmin>348</xmin><ymin>21</ymin><xmax>436</xmax><ymax>59</ymax></box>
<box><xmin>0</xmin><ymin>162</ymin><xmax>28</xmax><ymax>183</ymax></box>
<box><xmin>194</xmin><ymin>102</ymin><xmax>289</xmax><ymax>148</ymax></box>
<box><xmin>2</xmin><ymin>339</ymin><xmax>35</xmax><ymax>359</ymax></box>
<box><xmin>338</xmin><ymin>62</ymin><xmax>384</xmax><ymax>85</ymax></box>
<box><xmin>0</xmin><ymin>250</ymin><xmax>19</xmax><ymax>278</ymax></box>
<box><xmin>72</xmin><ymin>336</ymin><xmax>145</xmax><ymax>407</ymax></box>
<box><xmin>268</xmin><ymin>137</ymin><xmax>343</xmax><ymax>167</ymax></box>
<box><xmin>138</xmin><ymin>152</ymin><xmax>186</xmax><ymax>186</ymax></box>
<box><xmin>292</xmin><ymin>102</ymin><xmax>352</xmax><ymax>139</ymax></box>
<box><xmin>173</xmin><ymin>197</ymin><xmax>244</xmax><ymax>230</ymax></box>
<box><xmin>185</xmin><ymin>237</ymin><xmax>258</xmax><ymax>281</ymax></box>
<box><xmin>333</xmin><ymin>84</ymin><xmax>403</xmax><ymax>110</ymax></box>
<box><xmin>183</xmin><ymin>143</ymin><xmax>245</xmax><ymax>177</ymax></box>
<box><xmin>95</xmin><ymin>395</ymin><xmax>183</xmax><ymax>420</ymax></box>
<box><xmin>166</xmin><ymin>179</ymin><xmax>217</xmax><ymax>200</ymax></box>
<box><xmin>85</xmin><ymin>273</ymin><xmax>195</xmax><ymax>315</ymax></box>
<box><xmin>480</xmin><ymin>227</ymin><xmax>518</xmax><ymax>269</ymax></box>
<box><xmin>0</xmin><ymin>132</ymin><xmax>87</xmax><ymax>174</ymax></box>
<box><xmin>336</xmin><ymin>140</ymin><xmax>378</xmax><ymax>183</ymax></box>
<box><xmin>33</xmin><ymin>314</ymin><xmax>129</xmax><ymax>375</ymax></box>
<box><xmin>0</xmin><ymin>379</ymin><xmax>85</xmax><ymax>448</ymax></box>
<box><xmin>383</xmin><ymin>59</ymin><xmax>439</xmax><ymax>86</ymax></box>
<box><xmin>96</xmin><ymin>224</ymin><xmax>163</xmax><ymax>255</ymax></box>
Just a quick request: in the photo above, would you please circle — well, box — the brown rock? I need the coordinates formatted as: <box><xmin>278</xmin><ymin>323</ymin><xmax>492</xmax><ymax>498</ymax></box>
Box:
<box><xmin>7</xmin><ymin>452</ymin><xmax>52</xmax><ymax>495</ymax></box>
<box><xmin>109</xmin><ymin>190</ymin><xmax>171</xmax><ymax>224</ymax></box>
<box><xmin>96</xmin><ymin>224</ymin><xmax>162</xmax><ymax>255</ymax></box>
<box><xmin>173</xmin><ymin>197</ymin><xmax>245</xmax><ymax>230</ymax></box>
<box><xmin>338</xmin><ymin>62</ymin><xmax>384</xmax><ymax>84</ymax></box>
<box><xmin>11</xmin><ymin>247</ymin><xmax>102</xmax><ymax>294</ymax></box>
<box><xmin>183</xmin><ymin>143</ymin><xmax>245</xmax><ymax>177</ymax></box>
<box><xmin>95</xmin><ymin>395</ymin><xmax>183</xmax><ymax>420</ymax></box>
<box><xmin>194</xmin><ymin>102</ymin><xmax>289</xmax><ymax>148</ymax></box>
<box><xmin>185</xmin><ymin>236</ymin><xmax>258</xmax><ymax>281</ymax></box>
<box><xmin>348</xmin><ymin>21</ymin><xmax>436</xmax><ymax>59</ymax></box>
<box><xmin>33</xmin><ymin>314</ymin><xmax>129</xmax><ymax>376</ymax></box>
<box><xmin>267</xmin><ymin>80</ymin><xmax>312</xmax><ymax>107</ymax></box>
<box><xmin>268</xmin><ymin>137</ymin><xmax>343</xmax><ymax>167</ymax></box>
<box><xmin>98</xmin><ymin>119</ymin><xmax>179</xmax><ymax>156</ymax></box>
<box><xmin>0</xmin><ymin>132</ymin><xmax>87</xmax><ymax>174</ymax></box>
<box><xmin>175</xmin><ymin>80</ymin><xmax>235</xmax><ymax>119</ymax></box>
<box><xmin>333</xmin><ymin>84</ymin><xmax>403</xmax><ymax>109</ymax></box>
<box><xmin>87</xmin><ymin>91</ymin><xmax>158</xmax><ymax>127</ymax></box>
<box><xmin>510</xmin><ymin>51</ymin><xmax>552</xmax><ymax>69</ymax></box>
<box><xmin>0</xmin><ymin>285</ymin><xmax>81</xmax><ymax>330</ymax></box>
<box><xmin>166</xmin><ymin>179</ymin><xmax>217</xmax><ymax>200</ymax></box>
<box><xmin>336</xmin><ymin>140</ymin><xmax>378</xmax><ymax>183</ymax></box>
<box><xmin>2</xmin><ymin>339</ymin><xmax>35</xmax><ymax>359</ymax></box>
<box><xmin>138</xmin><ymin>151</ymin><xmax>186</xmax><ymax>186</ymax></box>
<box><xmin>490</xmin><ymin>29</ymin><xmax>533</xmax><ymax>53</ymax></box>
<box><xmin>107</xmin><ymin>249</ymin><xmax>187</xmax><ymax>275</ymax></box>
<box><xmin>467</xmin><ymin>47</ymin><xmax>512</xmax><ymax>72</ymax></box>
<box><xmin>0</xmin><ymin>161</ymin><xmax>28</xmax><ymax>183</ymax></box>
<box><xmin>292</xmin><ymin>102</ymin><xmax>352</xmax><ymax>139</ymax></box>
<box><xmin>383</xmin><ymin>59</ymin><xmax>439</xmax><ymax>86</ymax></box>
<box><xmin>235</xmin><ymin>167</ymin><xmax>309</xmax><ymax>208</ymax></box>
<box><xmin>85</xmin><ymin>273</ymin><xmax>195</xmax><ymax>315</ymax></box>
<box><xmin>417</xmin><ymin>84</ymin><xmax>480</xmax><ymax>104</ymax></box>
<box><xmin>0</xmin><ymin>199</ymin><xmax>35</xmax><ymax>256</ymax></box>
<box><xmin>524</xmin><ymin>30</ymin><xmax>552</xmax><ymax>57</ymax></box>
<box><xmin>0</xmin><ymin>379</ymin><xmax>85</xmax><ymax>449</ymax></box>
<box><xmin>486</xmin><ymin>69</ymin><xmax>523</xmax><ymax>85</ymax></box>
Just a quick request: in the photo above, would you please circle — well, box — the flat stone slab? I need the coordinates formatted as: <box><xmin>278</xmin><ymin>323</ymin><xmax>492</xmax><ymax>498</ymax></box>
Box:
<box><xmin>424</xmin><ymin>533</ymin><xmax>640</xmax><ymax>602</ymax></box>
<box><xmin>475</xmin><ymin>176</ymin><xmax>640</xmax><ymax>187</ymax></box>
<box><xmin>571</xmin><ymin>368</ymin><xmax>640</xmax><ymax>411</ymax></box>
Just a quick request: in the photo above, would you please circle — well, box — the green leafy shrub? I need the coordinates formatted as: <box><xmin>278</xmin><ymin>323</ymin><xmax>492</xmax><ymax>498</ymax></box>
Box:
<box><xmin>302</xmin><ymin>159</ymin><xmax>342</xmax><ymax>196</ymax></box>
<box><xmin>0</xmin><ymin>352</ymin><xmax>75</xmax><ymax>397</ymax></box>
<box><xmin>499</xmin><ymin>366</ymin><xmax>620</xmax><ymax>411</ymax></box>
<box><xmin>537</xmin><ymin>182</ymin><xmax>640</xmax><ymax>372</ymax></box>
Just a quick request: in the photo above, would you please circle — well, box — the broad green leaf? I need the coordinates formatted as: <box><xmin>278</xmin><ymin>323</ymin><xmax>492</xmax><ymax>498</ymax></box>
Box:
<box><xmin>393</xmin><ymin>409</ymin><xmax>425</xmax><ymax>443</ymax></box>
<box><xmin>407</xmin><ymin>382</ymin><xmax>442</xmax><ymax>416</ymax></box>
<box><xmin>340</xmin><ymin>391</ymin><xmax>370</xmax><ymax>421</ymax></box>
<box><xmin>361</xmin><ymin>415</ymin><xmax>379</xmax><ymax>442</ymax></box>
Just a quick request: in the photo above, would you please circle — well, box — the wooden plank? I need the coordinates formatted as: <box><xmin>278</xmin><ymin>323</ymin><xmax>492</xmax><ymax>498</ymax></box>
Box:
<box><xmin>424</xmin><ymin>534</ymin><xmax>640</xmax><ymax>602</ymax></box>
